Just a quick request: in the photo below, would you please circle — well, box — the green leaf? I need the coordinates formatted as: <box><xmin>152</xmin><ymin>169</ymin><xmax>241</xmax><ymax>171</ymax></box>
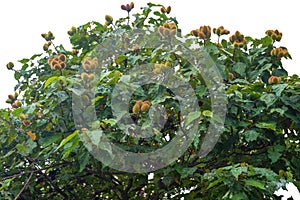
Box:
<box><xmin>102</xmin><ymin>119</ymin><xmax>117</xmax><ymax>126</ymax></box>
<box><xmin>25</xmin><ymin>104</ymin><xmax>36</xmax><ymax>114</ymax></box>
<box><xmin>195</xmin><ymin>85</ymin><xmax>207</xmax><ymax>97</ymax></box>
<box><xmin>39</xmin><ymin>134</ymin><xmax>62</xmax><ymax>148</ymax></box>
<box><xmin>56</xmin><ymin>130</ymin><xmax>79</xmax><ymax>151</ymax></box>
<box><xmin>18</xmin><ymin>58</ymin><xmax>30</xmax><ymax>64</ymax></box>
<box><xmin>230</xmin><ymin>192</ymin><xmax>248</xmax><ymax>200</ymax></box>
<box><xmin>16</xmin><ymin>144</ymin><xmax>27</xmax><ymax>153</ymax></box>
<box><xmin>255</xmin><ymin>122</ymin><xmax>276</xmax><ymax>131</ymax></box>
<box><xmin>230</xmin><ymin>166</ymin><xmax>248</xmax><ymax>179</ymax></box>
<box><xmin>78</xmin><ymin>150</ymin><xmax>89</xmax><ymax>172</ymax></box>
<box><xmin>92</xmin><ymin>95</ymin><xmax>104</xmax><ymax>105</ymax></box>
<box><xmin>260</xmin><ymin>93</ymin><xmax>277</xmax><ymax>107</ymax></box>
<box><xmin>62</xmin><ymin>137</ymin><xmax>80</xmax><ymax>159</ymax></box>
<box><xmin>233</xmin><ymin>62</ymin><xmax>247</xmax><ymax>76</ymax></box>
<box><xmin>272</xmin><ymin>69</ymin><xmax>288</xmax><ymax>77</ymax></box>
<box><xmin>176</xmin><ymin>167</ymin><xmax>197</xmax><ymax>178</ymax></box>
<box><xmin>268</xmin><ymin>145</ymin><xmax>284</xmax><ymax>164</ymax></box>
<box><xmin>268</xmin><ymin>149</ymin><xmax>282</xmax><ymax>164</ymax></box>
<box><xmin>245</xmin><ymin>179</ymin><xmax>266</xmax><ymax>190</ymax></box>
<box><xmin>44</xmin><ymin>76</ymin><xmax>59</xmax><ymax>88</ymax></box>
<box><xmin>270</xmin><ymin>107</ymin><xmax>287</xmax><ymax>116</ymax></box>
<box><xmin>202</xmin><ymin>110</ymin><xmax>213</xmax><ymax>117</ymax></box>
<box><xmin>243</xmin><ymin>130</ymin><xmax>260</xmax><ymax>142</ymax></box>
<box><xmin>207</xmin><ymin>177</ymin><xmax>225</xmax><ymax>190</ymax></box>
<box><xmin>86</xmin><ymin>130</ymin><xmax>102</xmax><ymax>146</ymax></box>
<box><xmin>184</xmin><ymin>111</ymin><xmax>201</xmax><ymax>126</ymax></box>
<box><xmin>272</xmin><ymin>84</ymin><xmax>288</xmax><ymax>96</ymax></box>
<box><xmin>260</xmin><ymin>36</ymin><xmax>273</xmax><ymax>46</ymax></box>
<box><xmin>115</xmin><ymin>55</ymin><xmax>127</xmax><ymax>63</ymax></box>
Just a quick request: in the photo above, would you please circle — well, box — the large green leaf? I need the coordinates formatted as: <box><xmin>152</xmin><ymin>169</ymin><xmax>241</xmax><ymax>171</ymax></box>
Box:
<box><xmin>260</xmin><ymin>93</ymin><xmax>277</xmax><ymax>107</ymax></box>
<box><xmin>56</xmin><ymin>130</ymin><xmax>79</xmax><ymax>151</ymax></box>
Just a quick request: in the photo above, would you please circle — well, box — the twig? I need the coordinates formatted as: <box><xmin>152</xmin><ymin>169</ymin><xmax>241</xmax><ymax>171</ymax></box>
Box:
<box><xmin>1</xmin><ymin>161</ymin><xmax>70</xmax><ymax>181</ymax></box>
<box><xmin>14</xmin><ymin>172</ymin><xmax>33</xmax><ymax>200</ymax></box>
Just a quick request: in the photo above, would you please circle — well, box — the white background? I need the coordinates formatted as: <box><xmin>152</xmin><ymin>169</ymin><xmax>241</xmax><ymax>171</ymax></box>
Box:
<box><xmin>0</xmin><ymin>0</ymin><xmax>299</xmax><ymax>107</ymax></box>
<box><xmin>0</xmin><ymin>0</ymin><xmax>299</xmax><ymax>198</ymax></box>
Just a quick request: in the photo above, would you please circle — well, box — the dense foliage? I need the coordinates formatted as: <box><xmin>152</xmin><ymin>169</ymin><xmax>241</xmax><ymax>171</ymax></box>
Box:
<box><xmin>1</xmin><ymin>2</ymin><xmax>300</xmax><ymax>199</ymax></box>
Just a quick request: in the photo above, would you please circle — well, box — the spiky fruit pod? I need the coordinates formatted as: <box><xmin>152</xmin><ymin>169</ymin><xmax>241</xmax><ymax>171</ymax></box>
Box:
<box><xmin>58</xmin><ymin>54</ymin><xmax>66</xmax><ymax>62</ymax></box>
<box><xmin>166</xmin><ymin>6</ymin><xmax>171</xmax><ymax>14</ymax></box>
<box><xmin>88</xmin><ymin>73</ymin><xmax>95</xmax><ymax>81</ymax></box>
<box><xmin>143</xmin><ymin>101</ymin><xmax>150</xmax><ymax>105</ymax></box>
<box><xmin>228</xmin><ymin>72</ymin><xmax>234</xmax><ymax>80</ymax></box>
<box><xmin>6</xmin><ymin>99</ymin><xmax>12</xmax><ymax>104</ymax></box>
<box><xmin>141</xmin><ymin>102</ymin><xmax>150</xmax><ymax>112</ymax></box>
<box><xmin>161</xmin><ymin>6</ymin><xmax>167</xmax><ymax>13</ymax></box>
<box><xmin>132</xmin><ymin>103</ymin><xmax>141</xmax><ymax>114</ymax></box>
<box><xmin>268</xmin><ymin>76</ymin><xmax>281</xmax><ymax>84</ymax></box>
<box><xmin>105</xmin><ymin>15</ymin><xmax>113</xmax><ymax>25</ymax></box>
<box><xmin>68</xmin><ymin>26</ymin><xmax>77</xmax><ymax>36</ymax></box>
<box><xmin>6</xmin><ymin>62</ymin><xmax>14</xmax><ymax>70</ymax></box>
<box><xmin>12</xmin><ymin>101</ymin><xmax>22</xmax><ymax>108</ymax></box>
<box><xmin>81</xmin><ymin>72</ymin><xmax>89</xmax><ymax>82</ymax></box>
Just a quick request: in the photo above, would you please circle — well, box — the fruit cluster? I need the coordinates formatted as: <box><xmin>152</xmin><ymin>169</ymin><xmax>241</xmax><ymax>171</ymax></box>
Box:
<box><xmin>132</xmin><ymin>100</ymin><xmax>151</xmax><ymax>114</ymax></box>
<box><xmin>158</xmin><ymin>22</ymin><xmax>177</xmax><ymax>38</ymax></box>
<box><xmin>6</xmin><ymin>92</ymin><xmax>22</xmax><ymax>108</ymax></box>
<box><xmin>265</xmin><ymin>29</ymin><xmax>282</xmax><ymax>42</ymax></box>
<box><xmin>105</xmin><ymin>15</ymin><xmax>114</xmax><ymax>26</ymax></box>
<box><xmin>41</xmin><ymin>31</ymin><xmax>55</xmax><ymax>41</ymax></box>
<box><xmin>270</xmin><ymin>47</ymin><xmax>290</xmax><ymax>59</ymax></box>
<box><xmin>229</xmin><ymin>31</ymin><xmax>247</xmax><ymax>48</ymax></box>
<box><xmin>153</xmin><ymin>61</ymin><xmax>172</xmax><ymax>74</ymax></box>
<box><xmin>82</xmin><ymin>57</ymin><xmax>98</xmax><ymax>71</ymax></box>
<box><xmin>268</xmin><ymin>75</ymin><xmax>281</xmax><ymax>84</ymax></box>
<box><xmin>213</xmin><ymin>26</ymin><xmax>230</xmax><ymax>36</ymax></box>
<box><xmin>121</xmin><ymin>2</ymin><xmax>134</xmax><ymax>12</ymax></box>
<box><xmin>48</xmin><ymin>54</ymin><xmax>67</xmax><ymax>70</ymax></box>
<box><xmin>191</xmin><ymin>25</ymin><xmax>211</xmax><ymax>41</ymax></box>
<box><xmin>161</xmin><ymin>6</ymin><xmax>171</xmax><ymax>14</ymax></box>
<box><xmin>81</xmin><ymin>57</ymin><xmax>98</xmax><ymax>83</ymax></box>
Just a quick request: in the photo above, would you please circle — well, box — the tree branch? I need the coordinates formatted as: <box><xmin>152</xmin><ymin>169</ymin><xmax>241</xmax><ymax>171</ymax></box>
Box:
<box><xmin>14</xmin><ymin>172</ymin><xmax>33</xmax><ymax>200</ymax></box>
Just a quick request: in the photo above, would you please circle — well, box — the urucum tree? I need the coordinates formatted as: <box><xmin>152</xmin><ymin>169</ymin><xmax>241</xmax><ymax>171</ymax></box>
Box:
<box><xmin>1</xmin><ymin>2</ymin><xmax>300</xmax><ymax>199</ymax></box>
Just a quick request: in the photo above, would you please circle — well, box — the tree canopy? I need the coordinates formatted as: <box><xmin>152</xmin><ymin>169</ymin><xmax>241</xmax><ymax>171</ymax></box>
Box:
<box><xmin>1</xmin><ymin>2</ymin><xmax>300</xmax><ymax>199</ymax></box>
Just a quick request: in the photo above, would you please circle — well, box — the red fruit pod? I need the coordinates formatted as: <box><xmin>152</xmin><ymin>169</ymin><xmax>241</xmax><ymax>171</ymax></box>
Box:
<box><xmin>141</xmin><ymin>103</ymin><xmax>150</xmax><ymax>112</ymax></box>
<box><xmin>126</xmin><ymin>4</ymin><xmax>131</xmax><ymax>12</ymax></box>
<box><xmin>136</xmin><ymin>100</ymin><xmax>143</xmax><ymax>107</ymax></box>
<box><xmin>121</xmin><ymin>5</ymin><xmax>126</xmax><ymax>10</ymax></box>
<box><xmin>143</xmin><ymin>100</ymin><xmax>151</xmax><ymax>105</ymax></box>
<box><xmin>161</xmin><ymin>6</ymin><xmax>166</xmax><ymax>13</ymax></box>
<box><xmin>132</xmin><ymin>103</ymin><xmax>141</xmax><ymax>114</ymax></box>
<box><xmin>88</xmin><ymin>73</ymin><xmax>95</xmax><ymax>81</ymax></box>
<box><xmin>170</xmin><ymin>29</ymin><xmax>177</xmax><ymax>36</ymax></box>
<box><xmin>81</xmin><ymin>72</ymin><xmax>89</xmax><ymax>81</ymax></box>
<box><xmin>58</xmin><ymin>54</ymin><xmax>66</xmax><ymax>62</ymax></box>
<box><xmin>60</xmin><ymin>62</ymin><xmax>66</xmax><ymax>69</ymax></box>
<box><xmin>158</xmin><ymin>26</ymin><xmax>165</xmax><ymax>37</ymax></box>
<box><xmin>130</xmin><ymin>2</ymin><xmax>134</xmax><ymax>9</ymax></box>
<box><xmin>191</xmin><ymin>30</ymin><xmax>199</xmax><ymax>37</ymax></box>
<box><xmin>166</xmin><ymin>6</ymin><xmax>171</xmax><ymax>14</ymax></box>
<box><xmin>268</xmin><ymin>76</ymin><xmax>275</xmax><ymax>84</ymax></box>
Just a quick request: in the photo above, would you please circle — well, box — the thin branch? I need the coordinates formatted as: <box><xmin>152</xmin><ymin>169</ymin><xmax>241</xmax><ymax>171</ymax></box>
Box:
<box><xmin>1</xmin><ymin>161</ymin><xmax>70</xmax><ymax>181</ymax></box>
<box><xmin>14</xmin><ymin>172</ymin><xmax>33</xmax><ymax>200</ymax></box>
